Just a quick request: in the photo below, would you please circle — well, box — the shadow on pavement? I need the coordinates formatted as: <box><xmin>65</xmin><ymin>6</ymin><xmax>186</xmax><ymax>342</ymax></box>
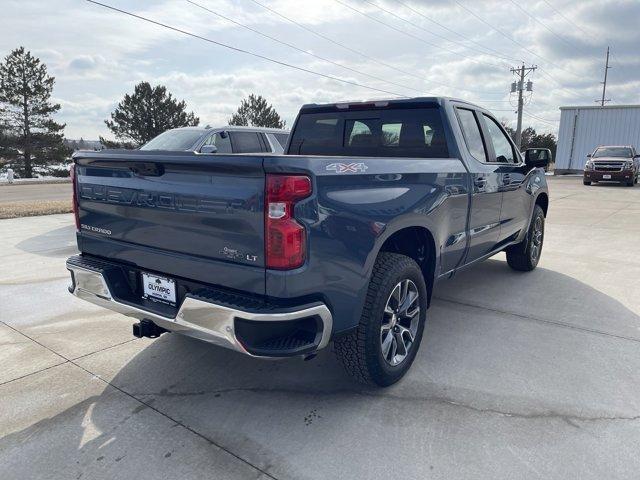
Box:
<box><xmin>14</xmin><ymin>224</ymin><xmax>77</xmax><ymax>258</ymax></box>
<box><xmin>2</xmin><ymin>257</ymin><xmax>640</xmax><ymax>479</ymax></box>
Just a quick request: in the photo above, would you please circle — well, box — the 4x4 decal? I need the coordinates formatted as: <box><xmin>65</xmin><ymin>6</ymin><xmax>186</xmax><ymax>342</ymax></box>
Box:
<box><xmin>326</xmin><ymin>162</ymin><xmax>368</xmax><ymax>173</ymax></box>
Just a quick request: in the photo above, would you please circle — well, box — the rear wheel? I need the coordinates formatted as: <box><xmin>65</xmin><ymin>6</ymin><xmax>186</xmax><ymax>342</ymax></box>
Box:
<box><xmin>334</xmin><ymin>252</ymin><xmax>427</xmax><ymax>387</ymax></box>
<box><xmin>506</xmin><ymin>205</ymin><xmax>545</xmax><ymax>272</ymax></box>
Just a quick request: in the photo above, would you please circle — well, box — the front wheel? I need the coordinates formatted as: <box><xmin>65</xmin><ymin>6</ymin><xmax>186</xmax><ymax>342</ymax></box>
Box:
<box><xmin>506</xmin><ymin>205</ymin><xmax>545</xmax><ymax>271</ymax></box>
<box><xmin>334</xmin><ymin>252</ymin><xmax>427</xmax><ymax>387</ymax></box>
<box><xmin>583</xmin><ymin>180</ymin><xmax>591</xmax><ymax>185</ymax></box>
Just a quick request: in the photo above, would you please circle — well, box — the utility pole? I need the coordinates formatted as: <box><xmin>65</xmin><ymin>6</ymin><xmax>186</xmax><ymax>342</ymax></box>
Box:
<box><xmin>510</xmin><ymin>63</ymin><xmax>537</xmax><ymax>150</ymax></box>
<box><xmin>596</xmin><ymin>46</ymin><xmax>611</xmax><ymax>107</ymax></box>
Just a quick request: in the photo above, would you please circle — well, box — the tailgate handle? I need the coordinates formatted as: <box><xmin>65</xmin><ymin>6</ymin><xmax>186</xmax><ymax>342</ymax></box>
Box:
<box><xmin>130</xmin><ymin>163</ymin><xmax>164</xmax><ymax>176</ymax></box>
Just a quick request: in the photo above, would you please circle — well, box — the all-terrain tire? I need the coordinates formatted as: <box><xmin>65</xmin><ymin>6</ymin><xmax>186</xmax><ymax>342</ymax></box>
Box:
<box><xmin>506</xmin><ymin>205</ymin><xmax>545</xmax><ymax>272</ymax></box>
<box><xmin>334</xmin><ymin>252</ymin><xmax>428</xmax><ymax>387</ymax></box>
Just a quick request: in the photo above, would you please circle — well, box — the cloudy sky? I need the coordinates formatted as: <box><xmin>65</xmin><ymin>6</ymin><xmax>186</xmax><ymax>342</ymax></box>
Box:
<box><xmin>4</xmin><ymin>0</ymin><xmax>639</xmax><ymax>139</ymax></box>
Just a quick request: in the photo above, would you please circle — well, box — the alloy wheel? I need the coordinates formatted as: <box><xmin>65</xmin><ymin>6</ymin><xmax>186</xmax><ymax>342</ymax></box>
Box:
<box><xmin>380</xmin><ymin>279</ymin><xmax>420</xmax><ymax>366</ymax></box>
<box><xmin>530</xmin><ymin>216</ymin><xmax>543</xmax><ymax>262</ymax></box>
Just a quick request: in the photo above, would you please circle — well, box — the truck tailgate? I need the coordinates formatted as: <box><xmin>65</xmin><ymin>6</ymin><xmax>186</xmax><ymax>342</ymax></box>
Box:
<box><xmin>74</xmin><ymin>151</ymin><xmax>266</xmax><ymax>294</ymax></box>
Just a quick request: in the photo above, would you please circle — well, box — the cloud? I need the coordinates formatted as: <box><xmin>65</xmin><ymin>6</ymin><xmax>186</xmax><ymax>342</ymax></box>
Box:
<box><xmin>68</xmin><ymin>54</ymin><xmax>106</xmax><ymax>70</ymax></box>
<box><xmin>1</xmin><ymin>0</ymin><xmax>638</xmax><ymax>138</ymax></box>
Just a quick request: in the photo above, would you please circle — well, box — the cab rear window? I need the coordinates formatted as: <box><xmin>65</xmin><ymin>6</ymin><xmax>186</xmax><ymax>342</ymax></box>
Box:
<box><xmin>288</xmin><ymin>107</ymin><xmax>449</xmax><ymax>158</ymax></box>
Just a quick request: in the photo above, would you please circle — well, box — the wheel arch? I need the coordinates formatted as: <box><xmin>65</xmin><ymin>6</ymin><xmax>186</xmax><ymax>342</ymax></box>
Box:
<box><xmin>376</xmin><ymin>226</ymin><xmax>437</xmax><ymax>307</ymax></box>
<box><xmin>535</xmin><ymin>191</ymin><xmax>549</xmax><ymax>217</ymax></box>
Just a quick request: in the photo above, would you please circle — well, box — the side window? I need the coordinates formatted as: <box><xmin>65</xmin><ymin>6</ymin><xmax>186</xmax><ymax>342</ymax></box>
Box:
<box><xmin>482</xmin><ymin>115</ymin><xmax>516</xmax><ymax>163</ymax></box>
<box><xmin>382</xmin><ymin>123</ymin><xmax>401</xmax><ymax>146</ymax></box>
<box><xmin>258</xmin><ymin>133</ymin><xmax>270</xmax><ymax>152</ymax></box>
<box><xmin>288</xmin><ymin>116</ymin><xmax>341</xmax><ymax>155</ymax></box>
<box><xmin>456</xmin><ymin>108</ymin><xmax>487</xmax><ymax>162</ymax></box>
<box><xmin>229</xmin><ymin>132</ymin><xmax>263</xmax><ymax>153</ymax></box>
<box><xmin>345</xmin><ymin>120</ymin><xmax>374</xmax><ymax>147</ymax></box>
<box><xmin>423</xmin><ymin>125</ymin><xmax>434</xmax><ymax>145</ymax></box>
<box><xmin>202</xmin><ymin>132</ymin><xmax>232</xmax><ymax>153</ymax></box>
<box><xmin>273</xmin><ymin>133</ymin><xmax>289</xmax><ymax>148</ymax></box>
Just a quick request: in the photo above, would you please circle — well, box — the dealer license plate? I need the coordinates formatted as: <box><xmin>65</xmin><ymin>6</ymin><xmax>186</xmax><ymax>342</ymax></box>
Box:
<box><xmin>603</xmin><ymin>174</ymin><xmax>612</xmax><ymax>179</ymax></box>
<box><xmin>142</xmin><ymin>272</ymin><xmax>176</xmax><ymax>305</ymax></box>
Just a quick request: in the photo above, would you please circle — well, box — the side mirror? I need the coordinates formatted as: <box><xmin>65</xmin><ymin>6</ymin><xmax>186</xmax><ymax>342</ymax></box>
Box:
<box><xmin>524</xmin><ymin>148</ymin><xmax>551</xmax><ymax>169</ymax></box>
<box><xmin>634</xmin><ymin>154</ymin><xmax>640</xmax><ymax>159</ymax></box>
<box><xmin>586</xmin><ymin>153</ymin><xmax>592</xmax><ymax>158</ymax></box>
<box><xmin>200</xmin><ymin>144</ymin><xmax>218</xmax><ymax>154</ymax></box>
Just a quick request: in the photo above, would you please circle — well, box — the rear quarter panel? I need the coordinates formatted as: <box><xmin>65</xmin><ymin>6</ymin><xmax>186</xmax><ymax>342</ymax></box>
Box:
<box><xmin>264</xmin><ymin>155</ymin><xmax>470</xmax><ymax>333</ymax></box>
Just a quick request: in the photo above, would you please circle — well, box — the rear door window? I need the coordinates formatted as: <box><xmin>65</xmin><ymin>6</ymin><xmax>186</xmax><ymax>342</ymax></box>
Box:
<box><xmin>455</xmin><ymin>108</ymin><xmax>487</xmax><ymax>162</ymax></box>
<box><xmin>229</xmin><ymin>132</ymin><xmax>264</xmax><ymax>153</ymax></box>
<box><xmin>482</xmin><ymin>114</ymin><xmax>516</xmax><ymax>163</ymax></box>
<box><xmin>289</xmin><ymin>107</ymin><xmax>449</xmax><ymax>157</ymax></box>
<box><xmin>201</xmin><ymin>132</ymin><xmax>232</xmax><ymax>153</ymax></box>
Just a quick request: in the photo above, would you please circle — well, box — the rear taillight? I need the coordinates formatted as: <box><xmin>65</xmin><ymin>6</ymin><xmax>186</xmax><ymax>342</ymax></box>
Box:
<box><xmin>265</xmin><ymin>174</ymin><xmax>312</xmax><ymax>270</ymax></box>
<box><xmin>70</xmin><ymin>163</ymin><xmax>80</xmax><ymax>231</ymax></box>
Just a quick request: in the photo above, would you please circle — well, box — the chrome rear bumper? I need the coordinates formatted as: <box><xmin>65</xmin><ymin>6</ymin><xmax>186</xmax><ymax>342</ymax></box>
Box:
<box><xmin>66</xmin><ymin>259</ymin><xmax>332</xmax><ymax>357</ymax></box>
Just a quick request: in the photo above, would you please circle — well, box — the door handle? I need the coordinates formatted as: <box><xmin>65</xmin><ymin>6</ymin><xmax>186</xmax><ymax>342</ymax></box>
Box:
<box><xmin>474</xmin><ymin>177</ymin><xmax>487</xmax><ymax>188</ymax></box>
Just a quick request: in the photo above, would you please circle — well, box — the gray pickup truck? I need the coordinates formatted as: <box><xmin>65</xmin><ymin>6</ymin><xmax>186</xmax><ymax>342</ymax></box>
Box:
<box><xmin>67</xmin><ymin>97</ymin><xmax>549</xmax><ymax>386</ymax></box>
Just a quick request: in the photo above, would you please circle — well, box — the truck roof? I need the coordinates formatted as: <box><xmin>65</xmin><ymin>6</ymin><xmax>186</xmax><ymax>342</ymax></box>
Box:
<box><xmin>299</xmin><ymin>96</ymin><xmax>485</xmax><ymax>112</ymax></box>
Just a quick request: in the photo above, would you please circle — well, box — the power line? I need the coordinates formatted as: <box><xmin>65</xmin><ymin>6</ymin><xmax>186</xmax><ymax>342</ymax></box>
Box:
<box><xmin>535</xmin><ymin>68</ymin><xmax>583</xmax><ymax>98</ymax></box>
<box><xmin>367</xmin><ymin>0</ymin><xmax>584</xmax><ymax>111</ymax></box>
<box><xmin>361</xmin><ymin>0</ymin><xmax>511</xmax><ymax>65</ymax></box>
<box><xmin>245</xmin><ymin>0</ymin><xmax>504</xmax><ymax>97</ymax></box>
<box><xmin>507</xmin><ymin>0</ymin><xmax>584</xmax><ymax>54</ymax></box>
<box><xmin>332</xmin><ymin>0</ymin><xmax>505</xmax><ymax>69</ymax></box>
<box><xmin>451</xmin><ymin>0</ymin><xmax>582</xmax><ymax>80</ymax></box>
<box><xmin>540</xmin><ymin>0</ymin><xmax>593</xmax><ymax>40</ymax></box>
<box><xmin>447</xmin><ymin>0</ymin><xmax>586</xmax><ymax>99</ymax></box>
<box><xmin>393</xmin><ymin>0</ymin><xmax>521</xmax><ymax>64</ymax></box>
<box><xmin>186</xmin><ymin>0</ymin><xmax>432</xmax><ymax>97</ymax></box>
<box><xmin>522</xmin><ymin>111</ymin><xmax>559</xmax><ymax>127</ymax></box>
<box><xmin>84</xmin><ymin>0</ymin><xmax>407</xmax><ymax>98</ymax></box>
<box><xmin>493</xmin><ymin>109</ymin><xmax>559</xmax><ymax>129</ymax></box>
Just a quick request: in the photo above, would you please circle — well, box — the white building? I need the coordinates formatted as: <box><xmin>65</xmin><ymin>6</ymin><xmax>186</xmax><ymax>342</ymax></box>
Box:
<box><xmin>555</xmin><ymin>104</ymin><xmax>640</xmax><ymax>173</ymax></box>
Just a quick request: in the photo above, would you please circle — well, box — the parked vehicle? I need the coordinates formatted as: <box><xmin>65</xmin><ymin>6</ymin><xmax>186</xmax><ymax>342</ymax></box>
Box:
<box><xmin>140</xmin><ymin>126</ymin><xmax>290</xmax><ymax>154</ymax></box>
<box><xmin>66</xmin><ymin>97</ymin><xmax>549</xmax><ymax>386</ymax></box>
<box><xmin>583</xmin><ymin>145</ymin><xmax>639</xmax><ymax>186</ymax></box>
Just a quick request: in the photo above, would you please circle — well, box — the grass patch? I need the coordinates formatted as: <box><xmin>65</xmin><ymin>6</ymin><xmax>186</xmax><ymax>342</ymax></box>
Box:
<box><xmin>0</xmin><ymin>200</ymin><xmax>72</xmax><ymax>219</ymax></box>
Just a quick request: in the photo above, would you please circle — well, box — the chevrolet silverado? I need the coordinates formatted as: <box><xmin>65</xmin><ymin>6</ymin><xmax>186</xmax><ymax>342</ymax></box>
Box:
<box><xmin>67</xmin><ymin>97</ymin><xmax>549</xmax><ymax>386</ymax></box>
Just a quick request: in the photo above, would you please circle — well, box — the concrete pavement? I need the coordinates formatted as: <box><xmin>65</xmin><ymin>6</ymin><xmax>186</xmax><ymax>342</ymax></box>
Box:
<box><xmin>1</xmin><ymin>177</ymin><xmax>640</xmax><ymax>479</ymax></box>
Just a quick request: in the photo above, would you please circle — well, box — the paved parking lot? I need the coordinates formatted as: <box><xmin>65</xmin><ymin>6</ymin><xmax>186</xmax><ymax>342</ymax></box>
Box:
<box><xmin>1</xmin><ymin>176</ymin><xmax>639</xmax><ymax>479</ymax></box>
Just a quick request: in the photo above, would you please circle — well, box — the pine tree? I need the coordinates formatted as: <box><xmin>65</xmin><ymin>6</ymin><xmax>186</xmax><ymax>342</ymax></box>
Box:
<box><xmin>0</xmin><ymin>47</ymin><xmax>69</xmax><ymax>178</ymax></box>
<box><xmin>104</xmin><ymin>82</ymin><xmax>199</xmax><ymax>147</ymax></box>
<box><xmin>228</xmin><ymin>94</ymin><xmax>286</xmax><ymax>128</ymax></box>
